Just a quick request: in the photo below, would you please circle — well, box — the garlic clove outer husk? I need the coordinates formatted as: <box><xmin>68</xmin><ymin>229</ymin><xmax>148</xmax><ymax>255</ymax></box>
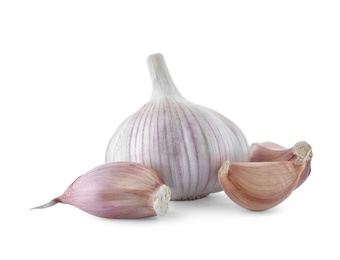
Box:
<box><xmin>218</xmin><ymin>160</ymin><xmax>306</xmax><ymax>211</ymax></box>
<box><xmin>106</xmin><ymin>53</ymin><xmax>250</xmax><ymax>200</ymax></box>
<box><xmin>31</xmin><ymin>162</ymin><xmax>171</xmax><ymax>219</ymax></box>
<box><xmin>249</xmin><ymin>141</ymin><xmax>312</xmax><ymax>188</ymax></box>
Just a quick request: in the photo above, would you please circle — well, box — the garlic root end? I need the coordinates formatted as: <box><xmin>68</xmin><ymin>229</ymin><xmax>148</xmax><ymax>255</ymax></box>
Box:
<box><xmin>218</xmin><ymin>160</ymin><xmax>231</xmax><ymax>176</ymax></box>
<box><xmin>293</xmin><ymin>141</ymin><xmax>313</xmax><ymax>162</ymax></box>
<box><xmin>153</xmin><ymin>185</ymin><xmax>171</xmax><ymax>216</ymax></box>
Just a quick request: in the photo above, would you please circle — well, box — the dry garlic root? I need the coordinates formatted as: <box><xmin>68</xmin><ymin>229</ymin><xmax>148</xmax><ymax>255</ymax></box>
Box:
<box><xmin>218</xmin><ymin>141</ymin><xmax>313</xmax><ymax>211</ymax></box>
<box><xmin>31</xmin><ymin>162</ymin><xmax>171</xmax><ymax>219</ymax></box>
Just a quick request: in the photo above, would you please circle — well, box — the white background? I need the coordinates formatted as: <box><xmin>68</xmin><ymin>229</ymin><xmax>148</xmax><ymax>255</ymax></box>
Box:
<box><xmin>1</xmin><ymin>1</ymin><xmax>339</xmax><ymax>259</ymax></box>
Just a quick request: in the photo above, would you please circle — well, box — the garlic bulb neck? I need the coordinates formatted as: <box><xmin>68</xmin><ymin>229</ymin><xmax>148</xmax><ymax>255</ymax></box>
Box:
<box><xmin>147</xmin><ymin>53</ymin><xmax>184</xmax><ymax>100</ymax></box>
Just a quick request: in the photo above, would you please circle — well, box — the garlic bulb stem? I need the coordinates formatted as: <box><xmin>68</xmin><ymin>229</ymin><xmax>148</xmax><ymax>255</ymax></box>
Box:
<box><xmin>147</xmin><ymin>53</ymin><xmax>183</xmax><ymax>99</ymax></box>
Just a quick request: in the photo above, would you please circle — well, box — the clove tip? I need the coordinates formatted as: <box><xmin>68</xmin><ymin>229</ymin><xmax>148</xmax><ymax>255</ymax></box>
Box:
<box><xmin>30</xmin><ymin>200</ymin><xmax>58</xmax><ymax>211</ymax></box>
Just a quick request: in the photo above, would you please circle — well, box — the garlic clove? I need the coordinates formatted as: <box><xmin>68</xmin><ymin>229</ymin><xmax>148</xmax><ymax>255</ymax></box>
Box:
<box><xmin>31</xmin><ymin>162</ymin><xmax>171</xmax><ymax>219</ymax></box>
<box><xmin>250</xmin><ymin>141</ymin><xmax>312</xmax><ymax>162</ymax></box>
<box><xmin>249</xmin><ymin>141</ymin><xmax>313</xmax><ymax>188</ymax></box>
<box><xmin>218</xmin><ymin>160</ymin><xmax>306</xmax><ymax>211</ymax></box>
<box><xmin>106</xmin><ymin>53</ymin><xmax>250</xmax><ymax>200</ymax></box>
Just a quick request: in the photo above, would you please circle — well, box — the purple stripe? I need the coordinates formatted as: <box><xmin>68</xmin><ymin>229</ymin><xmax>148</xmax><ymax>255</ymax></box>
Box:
<box><xmin>141</xmin><ymin>102</ymin><xmax>155</xmax><ymax>165</ymax></box>
<box><xmin>161</xmin><ymin>98</ymin><xmax>175</xmax><ymax>189</ymax></box>
<box><xmin>196</xmin><ymin>108</ymin><xmax>226</xmax><ymax>191</ymax></box>
<box><xmin>181</xmin><ymin>102</ymin><xmax>211</xmax><ymax>196</ymax></box>
<box><xmin>148</xmin><ymin>100</ymin><xmax>158</xmax><ymax>168</ymax></box>
<box><xmin>173</xmin><ymin>100</ymin><xmax>195</xmax><ymax>196</ymax></box>
<box><xmin>128</xmin><ymin>104</ymin><xmax>148</xmax><ymax>162</ymax></box>
<box><xmin>214</xmin><ymin>111</ymin><xmax>249</xmax><ymax>161</ymax></box>
<box><xmin>166</xmin><ymin>98</ymin><xmax>183</xmax><ymax>197</ymax></box>
<box><xmin>170</xmin><ymin>98</ymin><xmax>189</xmax><ymax>196</ymax></box>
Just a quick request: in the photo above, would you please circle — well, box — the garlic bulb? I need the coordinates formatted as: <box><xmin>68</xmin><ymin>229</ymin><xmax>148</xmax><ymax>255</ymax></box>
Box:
<box><xmin>106</xmin><ymin>53</ymin><xmax>249</xmax><ymax>200</ymax></box>
<box><xmin>31</xmin><ymin>162</ymin><xmax>171</xmax><ymax>219</ymax></box>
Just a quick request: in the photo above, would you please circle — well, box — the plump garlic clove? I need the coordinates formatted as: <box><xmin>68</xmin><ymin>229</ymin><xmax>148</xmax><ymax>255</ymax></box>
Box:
<box><xmin>250</xmin><ymin>141</ymin><xmax>312</xmax><ymax>162</ymax></box>
<box><xmin>106</xmin><ymin>53</ymin><xmax>250</xmax><ymax>200</ymax></box>
<box><xmin>218</xmin><ymin>160</ymin><xmax>306</xmax><ymax>211</ymax></box>
<box><xmin>249</xmin><ymin>141</ymin><xmax>313</xmax><ymax>188</ymax></box>
<box><xmin>31</xmin><ymin>162</ymin><xmax>171</xmax><ymax>219</ymax></box>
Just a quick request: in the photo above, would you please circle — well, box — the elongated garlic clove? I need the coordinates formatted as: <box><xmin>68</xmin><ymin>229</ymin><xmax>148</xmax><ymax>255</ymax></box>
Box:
<box><xmin>106</xmin><ymin>53</ymin><xmax>250</xmax><ymax>200</ymax></box>
<box><xmin>31</xmin><ymin>162</ymin><xmax>171</xmax><ymax>219</ymax></box>
<box><xmin>218</xmin><ymin>160</ymin><xmax>306</xmax><ymax>211</ymax></box>
<box><xmin>249</xmin><ymin>141</ymin><xmax>313</xmax><ymax>188</ymax></box>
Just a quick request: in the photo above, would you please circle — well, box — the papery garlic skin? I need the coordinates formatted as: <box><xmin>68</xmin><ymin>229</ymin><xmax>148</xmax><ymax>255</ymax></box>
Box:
<box><xmin>31</xmin><ymin>162</ymin><xmax>171</xmax><ymax>219</ymax></box>
<box><xmin>106</xmin><ymin>53</ymin><xmax>249</xmax><ymax>200</ymax></box>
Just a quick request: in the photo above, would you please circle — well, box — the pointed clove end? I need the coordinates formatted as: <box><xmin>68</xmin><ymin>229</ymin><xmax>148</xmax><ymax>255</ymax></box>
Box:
<box><xmin>30</xmin><ymin>200</ymin><xmax>58</xmax><ymax>211</ymax></box>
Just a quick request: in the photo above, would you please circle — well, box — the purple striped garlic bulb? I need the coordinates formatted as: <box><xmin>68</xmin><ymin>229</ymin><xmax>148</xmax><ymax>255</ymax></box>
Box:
<box><xmin>106</xmin><ymin>53</ymin><xmax>249</xmax><ymax>200</ymax></box>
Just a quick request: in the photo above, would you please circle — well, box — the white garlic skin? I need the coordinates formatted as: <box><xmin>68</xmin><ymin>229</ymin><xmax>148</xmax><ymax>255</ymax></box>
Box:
<box><xmin>106</xmin><ymin>53</ymin><xmax>249</xmax><ymax>200</ymax></box>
